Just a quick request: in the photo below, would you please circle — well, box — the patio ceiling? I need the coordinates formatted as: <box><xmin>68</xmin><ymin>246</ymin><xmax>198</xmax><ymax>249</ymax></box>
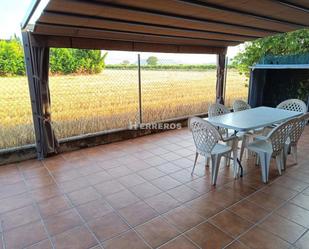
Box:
<box><xmin>27</xmin><ymin>0</ymin><xmax>309</xmax><ymax>53</ymax></box>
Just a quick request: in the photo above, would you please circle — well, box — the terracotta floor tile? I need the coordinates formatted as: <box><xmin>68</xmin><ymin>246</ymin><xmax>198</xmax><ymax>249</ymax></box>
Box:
<box><xmin>1</xmin><ymin>205</ymin><xmax>41</xmax><ymax>231</ymax></box>
<box><xmin>25</xmin><ymin>239</ymin><xmax>53</xmax><ymax>249</ymax></box>
<box><xmin>240</xmin><ymin>226</ymin><xmax>291</xmax><ymax>249</ymax></box>
<box><xmin>204</xmin><ymin>189</ymin><xmax>243</xmax><ymax>208</ymax></box>
<box><xmin>118</xmin><ymin>201</ymin><xmax>158</xmax><ymax>227</ymax></box>
<box><xmin>77</xmin><ymin>164</ymin><xmax>102</xmax><ymax>177</ymax></box>
<box><xmin>290</xmin><ymin>193</ymin><xmax>309</xmax><ymax>210</ymax></box>
<box><xmin>167</xmin><ymin>185</ymin><xmax>201</xmax><ymax>203</ymax></box>
<box><xmin>229</xmin><ymin>200</ymin><xmax>269</xmax><ymax>223</ymax></box>
<box><xmin>94</xmin><ymin>180</ymin><xmax>125</xmax><ymax>196</ymax></box>
<box><xmin>0</xmin><ymin>173</ymin><xmax>23</xmax><ymax>186</ymax></box>
<box><xmin>185</xmin><ymin>177</ymin><xmax>213</xmax><ymax>194</ymax></box>
<box><xmin>224</xmin><ymin>240</ymin><xmax>249</xmax><ymax>249</ymax></box>
<box><xmin>87</xmin><ymin>212</ymin><xmax>129</xmax><ymax>241</ymax></box>
<box><xmin>247</xmin><ymin>191</ymin><xmax>286</xmax><ymax>211</ymax></box>
<box><xmin>85</xmin><ymin>171</ymin><xmax>113</xmax><ymax>185</ymax></box>
<box><xmin>105</xmin><ymin>189</ymin><xmax>140</xmax><ymax>209</ymax></box>
<box><xmin>0</xmin><ymin>182</ymin><xmax>28</xmax><ymax>199</ymax></box>
<box><xmin>169</xmin><ymin>169</ymin><xmax>198</xmax><ymax>184</ymax></box>
<box><xmin>259</xmin><ymin>213</ymin><xmax>306</xmax><ymax>244</ymax></box>
<box><xmin>276</xmin><ymin>203</ymin><xmax>309</xmax><ymax>228</ymax></box>
<box><xmin>103</xmin><ymin>230</ymin><xmax>150</xmax><ymax>249</ymax></box>
<box><xmin>52</xmin><ymin>225</ymin><xmax>98</xmax><ymax>249</ymax></box>
<box><xmin>137</xmin><ymin>167</ymin><xmax>166</xmax><ymax>181</ymax></box>
<box><xmin>37</xmin><ymin>195</ymin><xmax>71</xmax><ymax>218</ymax></box>
<box><xmin>25</xmin><ymin>175</ymin><xmax>55</xmax><ymax>189</ymax></box>
<box><xmin>159</xmin><ymin>236</ymin><xmax>199</xmax><ymax>249</ymax></box>
<box><xmin>107</xmin><ymin>166</ymin><xmax>133</xmax><ymax>178</ymax></box>
<box><xmin>156</xmin><ymin>162</ymin><xmax>182</xmax><ymax>174</ymax></box>
<box><xmin>44</xmin><ymin>208</ymin><xmax>83</xmax><ymax>236</ymax></box>
<box><xmin>0</xmin><ymin>193</ymin><xmax>33</xmax><ymax>214</ymax></box>
<box><xmin>171</xmin><ymin>157</ymin><xmax>194</xmax><ymax>169</ymax></box>
<box><xmin>67</xmin><ymin>186</ymin><xmax>101</xmax><ymax>206</ymax></box>
<box><xmin>4</xmin><ymin>221</ymin><xmax>47</xmax><ymax>249</ymax></box>
<box><xmin>118</xmin><ymin>173</ymin><xmax>146</xmax><ymax>187</ymax></box>
<box><xmin>209</xmin><ymin>210</ymin><xmax>253</xmax><ymax>238</ymax></box>
<box><xmin>275</xmin><ymin>176</ymin><xmax>308</xmax><ymax>192</ymax></box>
<box><xmin>185</xmin><ymin>222</ymin><xmax>233</xmax><ymax>249</ymax></box>
<box><xmin>129</xmin><ymin>182</ymin><xmax>162</xmax><ymax>199</ymax></box>
<box><xmin>145</xmin><ymin>156</ymin><xmax>168</xmax><ymax>167</ymax></box>
<box><xmin>145</xmin><ymin>193</ymin><xmax>180</xmax><ymax>214</ymax></box>
<box><xmin>58</xmin><ymin>177</ymin><xmax>90</xmax><ymax>193</ymax></box>
<box><xmin>159</xmin><ymin>152</ymin><xmax>182</xmax><ymax>161</ymax></box>
<box><xmin>295</xmin><ymin>230</ymin><xmax>309</xmax><ymax>249</ymax></box>
<box><xmin>261</xmin><ymin>184</ymin><xmax>298</xmax><ymax>201</ymax></box>
<box><xmin>136</xmin><ymin>217</ymin><xmax>180</xmax><ymax>248</ymax></box>
<box><xmin>185</xmin><ymin>196</ymin><xmax>224</xmax><ymax>219</ymax></box>
<box><xmin>163</xmin><ymin>206</ymin><xmax>205</xmax><ymax>232</ymax></box>
<box><xmin>22</xmin><ymin>167</ymin><xmax>50</xmax><ymax>179</ymax></box>
<box><xmin>151</xmin><ymin>175</ymin><xmax>182</xmax><ymax>191</ymax></box>
<box><xmin>126</xmin><ymin>159</ymin><xmax>151</xmax><ymax>172</ymax></box>
<box><xmin>76</xmin><ymin>199</ymin><xmax>113</xmax><ymax>221</ymax></box>
<box><xmin>223</xmin><ymin>181</ymin><xmax>257</xmax><ymax>197</ymax></box>
<box><xmin>30</xmin><ymin>185</ymin><xmax>61</xmax><ymax>202</ymax></box>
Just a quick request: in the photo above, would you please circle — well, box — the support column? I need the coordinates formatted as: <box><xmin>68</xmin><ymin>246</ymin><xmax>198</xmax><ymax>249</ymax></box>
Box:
<box><xmin>216</xmin><ymin>49</ymin><xmax>227</xmax><ymax>104</ymax></box>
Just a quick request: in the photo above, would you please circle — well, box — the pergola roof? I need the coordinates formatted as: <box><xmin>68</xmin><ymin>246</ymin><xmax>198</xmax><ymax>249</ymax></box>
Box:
<box><xmin>26</xmin><ymin>0</ymin><xmax>309</xmax><ymax>52</ymax></box>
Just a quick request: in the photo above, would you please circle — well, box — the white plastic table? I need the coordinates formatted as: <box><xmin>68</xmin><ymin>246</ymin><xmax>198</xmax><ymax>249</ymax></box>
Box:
<box><xmin>206</xmin><ymin>106</ymin><xmax>301</xmax><ymax>132</ymax></box>
<box><xmin>206</xmin><ymin>106</ymin><xmax>301</xmax><ymax>177</ymax></box>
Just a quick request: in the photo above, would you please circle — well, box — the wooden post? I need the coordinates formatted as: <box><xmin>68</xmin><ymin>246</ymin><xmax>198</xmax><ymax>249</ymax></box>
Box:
<box><xmin>216</xmin><ymin>49</ymin><xmax>227</xmax><ymax>104</ymax></box>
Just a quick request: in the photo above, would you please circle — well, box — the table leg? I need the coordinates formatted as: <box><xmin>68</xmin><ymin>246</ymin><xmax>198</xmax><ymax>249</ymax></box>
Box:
<box><xmin>234</xmin><ymin>130</ymin><xmax>244</xmax><ymax>177</ymax></box>
<box><xmin>237</xmin><ymin>158</ymin><xmax>244</xmax><ymax>177</ymax></box>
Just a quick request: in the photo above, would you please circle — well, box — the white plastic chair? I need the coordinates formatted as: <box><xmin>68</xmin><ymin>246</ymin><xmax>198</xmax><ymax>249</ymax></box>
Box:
<box><xmin>233</xmin><ymin>100</ymin><xmax>251</xmax><ymax>112</ymax></box>
<box><xmin>284</xmin><ymin>113</ymin><xmax>309</xmax><ymax>167</ymax></box>
<box><xmin>208</xmin><ymin>103</ymin><xmax>230</xmax><ymax>117</ymax></box>
<box><xmin>247</xmin><ymin>118</ymin><xmax>295</xmax><ymax>183</ymax></box>
<box><xmin>189</xmin><ymin>117</ymin><xmax>239</xmax><ymax>185</ymax></box>
<box><xmin>208</xmin><ymin>103</ymin><xmax>232</xmax><ymax>166</ymax></box>
<box><xmin>277</xmin><ymin>99</ymin><xmax>307</xmax><ymax>113</ymax></box>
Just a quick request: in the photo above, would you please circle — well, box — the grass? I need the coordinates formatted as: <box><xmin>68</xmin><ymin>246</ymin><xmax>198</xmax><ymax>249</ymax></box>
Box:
<box><xmin>0</xmin><ymin>69</ymin><xmax>248</xmax><ymax>149</ymax></box>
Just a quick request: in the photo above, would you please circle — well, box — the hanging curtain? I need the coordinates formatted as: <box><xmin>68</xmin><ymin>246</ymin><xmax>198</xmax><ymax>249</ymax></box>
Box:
<box><xmin>216</xmin><ymin>53</ymin><xmax>226</xmax><ymax>105</ymax></box>
<box><xmin>30</xmin><ymin>40</ymin><xmax>59</xmax><ymax>158</ymax></box>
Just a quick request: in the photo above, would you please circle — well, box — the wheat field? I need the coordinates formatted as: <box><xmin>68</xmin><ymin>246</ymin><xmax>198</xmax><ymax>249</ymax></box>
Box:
<box><xmin>0</xmin><ymin>69</ymin><xmax>248</xmax><ymax>149</ymax></box>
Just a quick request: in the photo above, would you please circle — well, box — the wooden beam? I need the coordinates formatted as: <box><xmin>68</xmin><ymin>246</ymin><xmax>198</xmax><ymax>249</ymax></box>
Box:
<box><xmin>41</xmin><ymin>11</ymin><xmax>256</xmax><ymax>42</ymax></box>
<box><xmin>30</xmin><ymin>33</ymin><xmax>227</xmax><ymax>54</ymax></box>
<box><xmin>46</xmin><ymin>0</ymin><xmax>277</xmax><ymax>37</ymax></box>
<box><xmin>34</xmin><ymin>23</ymin><xmax>239</xmax><ymax>47</ymax></box>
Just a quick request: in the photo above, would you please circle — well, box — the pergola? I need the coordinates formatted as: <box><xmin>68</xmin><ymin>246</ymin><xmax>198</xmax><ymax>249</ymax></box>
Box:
<box><xmin>21</xmin><ymin>0</ymin><xmax>309</xmax><ymax>160</ymax></box>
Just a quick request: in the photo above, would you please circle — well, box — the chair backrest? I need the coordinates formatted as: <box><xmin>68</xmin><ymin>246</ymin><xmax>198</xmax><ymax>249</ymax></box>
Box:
<box><xmin>289</xmin><ymin>112</ymin><xmax>309</xmax><ymax>144</ymax></box>
<box><xmin>233</xmin><ymin>100</ymin><xmax>251</xmax><ymax>112</ymax></box>
<box><xmin>277</xmin><ymin>99</ymin><xmax>307</xmax><ymax>113</ymax></box>
<box><xmin>208</xmin><ymin>103</ymin><xmax>230</xmax><ymax>117</ymax></box>
<box><xmin>267</xmin><ymin>118</ymin><xmax>296</xmax><ymax>155</ymax></box>
<box><xmin>189</xmin><ymin>117</ymin><xmax>221</xmax><ymax>154</ymax></box>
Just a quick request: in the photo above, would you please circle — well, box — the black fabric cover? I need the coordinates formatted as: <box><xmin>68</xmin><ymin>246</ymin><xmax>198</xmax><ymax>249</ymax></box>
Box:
<box><xmin>248</xmin><ymin>68</ymin><xmax>309</xmax><ymax>108</ymax></box>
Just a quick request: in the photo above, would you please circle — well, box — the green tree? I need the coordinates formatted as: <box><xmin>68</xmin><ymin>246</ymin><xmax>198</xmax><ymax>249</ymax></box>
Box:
<box><xmin>0</xmin><ymin>38</ymin><xmax>25</xmax><ymax>76</ymax></box>
<box><xmin>232</xmin><ymin>28</ymin><xmax>309</xmax><ymax>77</ymax></box>
<box><xmin>50</xmin><ymin>49</ymin><xmax>107</xmax><ymax>74</ymax></box>
<box><xmin>146</xmin><ymin>56</ymin><xmax>158</xmax><ymax>66</ymax></box>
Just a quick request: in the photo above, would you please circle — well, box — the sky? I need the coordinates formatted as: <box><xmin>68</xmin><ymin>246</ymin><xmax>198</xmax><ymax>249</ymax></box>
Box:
<box><xmin>0</xmin><ymin>0</ymin><xmax>244</xmax><ymax>65</ymax></box>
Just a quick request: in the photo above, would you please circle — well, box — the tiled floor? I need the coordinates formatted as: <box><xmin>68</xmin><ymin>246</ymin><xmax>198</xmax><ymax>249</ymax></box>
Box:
<box><xmin>0</xmin><ymin>127</ymin><xmax>309</xmax><ymax>249</ymax></box>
